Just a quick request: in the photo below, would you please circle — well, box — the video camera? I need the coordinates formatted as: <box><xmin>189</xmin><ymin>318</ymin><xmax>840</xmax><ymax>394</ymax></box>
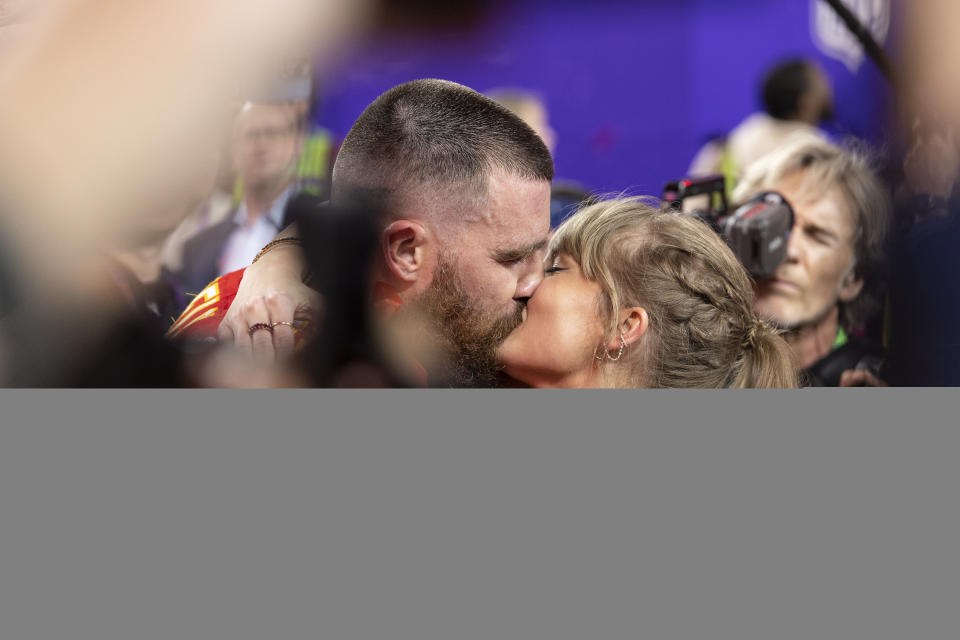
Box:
<box><xmin>662</xmin><ymin>175</ymin><xmax>794</xmax><ymax>278</ymax></box>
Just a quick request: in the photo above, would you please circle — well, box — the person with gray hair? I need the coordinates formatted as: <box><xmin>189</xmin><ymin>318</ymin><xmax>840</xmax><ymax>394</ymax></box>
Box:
<box><xmin>732</xmin><ymin>138</ymin><xmax>892</xmax><ymax>386</ymax></box>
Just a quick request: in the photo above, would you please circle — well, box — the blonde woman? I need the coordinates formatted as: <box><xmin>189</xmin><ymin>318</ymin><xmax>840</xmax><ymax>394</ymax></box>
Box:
<box><xmin>497</xmin><ymin>197</ymin><xmax>799</xmax><ymax>388</ymax></box>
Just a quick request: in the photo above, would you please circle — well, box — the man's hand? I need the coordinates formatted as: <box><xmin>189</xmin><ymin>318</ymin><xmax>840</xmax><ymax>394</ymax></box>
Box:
<box><xmin>216</xmin><ymin>236</ymin><xmax>319</xmax><ymax>364</ymax></box>
<box><xmin>838</xmin><ymin>369</ymin><xmax>889</xmax><ymax>387</ymax></box>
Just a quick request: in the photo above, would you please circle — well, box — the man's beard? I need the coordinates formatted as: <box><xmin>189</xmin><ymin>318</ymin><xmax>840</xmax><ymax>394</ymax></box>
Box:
<box><xmin>416</xmin><ymin>257</ymin><xmax>525</xmax><ymax>387</ymax></box>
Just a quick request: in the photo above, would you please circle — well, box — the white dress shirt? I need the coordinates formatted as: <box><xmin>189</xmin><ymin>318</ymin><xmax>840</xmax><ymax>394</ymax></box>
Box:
<box><xmin>217</xmin><ymin>186</ymin><xmax>296</xmax><ymax>276</ymax></box>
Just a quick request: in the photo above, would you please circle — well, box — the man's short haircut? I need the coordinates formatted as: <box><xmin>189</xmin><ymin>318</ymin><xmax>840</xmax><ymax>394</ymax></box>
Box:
<box><xmin>762</xmin><ymin>59</ymin><xmax>815</xmax><ymax>121</ymax></box>
<box><xmin>332</xmin><ymin>79</ymin><xmax>554</xmax><ymax>215</ymax></box>
<box><xmin>733</xmin><ymin>138</ymin><xmax>893</xmax><ymax>330</ymax></box>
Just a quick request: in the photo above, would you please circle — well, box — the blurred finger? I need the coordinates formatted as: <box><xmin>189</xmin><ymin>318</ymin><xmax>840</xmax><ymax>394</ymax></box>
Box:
<box><xmin>265</xmin><ymin>293</ymin><xmax>297</xmax><ymax>360</ymax></box>
<box><xmin>226</xmin><ymin>312</ymin><xmax>254</xmax><ymax>355</ymax></box>
<box><xmin>217</xmin><ymin>321</ymin><xmax>235</xmax><ymax>346</ymax></box>
<box><xmin>250</xmin><ymin>324</ymin><xmax>275</xmax><ymax>366</ymax></box>
<box><xmin>860</xmin><ymin>370</ymin><xmax>889</xmax><ymax>387</ymax></box>
<box><xmin>839</xmin><ymin>369</ymin><xmax>862</xmax><ymax>387</ymax></box>
<box><xmin>271</xmin><ymin>322</ymin><xmax>296</xmax><ymax>359</ymax></box>
<box><xmin>240</xmin><ymin>298</ymin><xmax>273</xmax><ymax>363</ymax></box>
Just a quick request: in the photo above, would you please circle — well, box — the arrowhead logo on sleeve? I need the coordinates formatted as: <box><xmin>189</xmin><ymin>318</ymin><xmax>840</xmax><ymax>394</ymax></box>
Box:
<box><xmin>166</xmin><ymin>269</ymin><xmax>246</xmax><ymax>341</ymax></box>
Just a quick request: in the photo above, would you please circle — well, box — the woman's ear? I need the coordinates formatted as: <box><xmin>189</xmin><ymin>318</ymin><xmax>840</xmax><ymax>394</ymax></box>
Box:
<box><xmin>382</xmin><ymin>220</ymin><xmax>429</xmax><ymax>283</ymax></box>
<box><xmin>605</xmin><ymin>306</ymin><xmax>648</xmax><ymax>352</ymax></box>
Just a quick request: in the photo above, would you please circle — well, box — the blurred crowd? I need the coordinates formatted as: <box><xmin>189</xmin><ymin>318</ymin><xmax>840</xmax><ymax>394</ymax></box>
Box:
<box><xmin>2</xmin><ymin>0</ymin><xmax>959</xmax><ymax>388</ymax></box>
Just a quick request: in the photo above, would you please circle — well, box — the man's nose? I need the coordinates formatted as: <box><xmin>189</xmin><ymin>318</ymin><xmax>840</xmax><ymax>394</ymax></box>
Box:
<box><xmin>515</xmin><ymin>262</ymin><xmax>545</xmax><ymax>301</ymax></box>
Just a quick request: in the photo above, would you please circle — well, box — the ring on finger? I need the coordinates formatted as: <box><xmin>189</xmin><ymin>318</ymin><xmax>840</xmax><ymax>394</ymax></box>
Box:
<box><xmin>248</xmin><ymin>322</ymin><xmax>274</xmax><ymax>337</ymax></box>
<box><xmin>271</xmin><ymin>321</ymin><xmax>296</xmax><ymax>329</ymax></box>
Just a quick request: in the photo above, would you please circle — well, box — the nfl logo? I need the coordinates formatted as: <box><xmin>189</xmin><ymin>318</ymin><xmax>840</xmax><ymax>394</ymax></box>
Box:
<box><xmin>811</xmin><ymin>0</ymin><xmax>890</xmax><ymax>73</ymax></box>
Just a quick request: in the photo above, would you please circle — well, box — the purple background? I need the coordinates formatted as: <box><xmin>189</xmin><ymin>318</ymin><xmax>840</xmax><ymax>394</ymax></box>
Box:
<box><xmin>315</xmin><ymin>0</ymin><xmax>895</xmax><ymax>196</ymax></box>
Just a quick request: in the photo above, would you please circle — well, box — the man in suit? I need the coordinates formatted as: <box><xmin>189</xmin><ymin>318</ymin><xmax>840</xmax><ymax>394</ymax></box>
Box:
<box><xmin>179</xmin><ymin>100</ymin><xmax>304</xmax><ymax>297</ymax></box>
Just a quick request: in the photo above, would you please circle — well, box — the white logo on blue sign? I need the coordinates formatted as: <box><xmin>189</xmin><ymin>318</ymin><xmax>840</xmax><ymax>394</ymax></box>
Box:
<box><xmin>811</xmin><ymin>0</ymin><xmax>890</xmax><ymax>73</ymax></box>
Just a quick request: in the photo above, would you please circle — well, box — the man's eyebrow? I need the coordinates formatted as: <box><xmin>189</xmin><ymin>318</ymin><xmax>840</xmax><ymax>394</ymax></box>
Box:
<box><xmin>491</xmin><ymin>238</ymin><xmax>548</xmax><ymax>262</ymax></box>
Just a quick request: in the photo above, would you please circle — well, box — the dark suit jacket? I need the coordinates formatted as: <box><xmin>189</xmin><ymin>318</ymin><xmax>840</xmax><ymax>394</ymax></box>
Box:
<box><xmin>175</xmin><ymin>190</ymin><xmax>318</xmax><ymax>304</ymax></box>
<box><xmin>177</xmin><ymin>216</ymin><xmax>238</xmax><ymax>300</ymax></box>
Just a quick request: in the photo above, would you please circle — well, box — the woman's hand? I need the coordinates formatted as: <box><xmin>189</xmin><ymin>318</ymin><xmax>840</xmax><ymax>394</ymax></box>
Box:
<box><xmin>217</xmin><ymin>230</ymin><xmax>320</xmax><ymax>364</ymax></box>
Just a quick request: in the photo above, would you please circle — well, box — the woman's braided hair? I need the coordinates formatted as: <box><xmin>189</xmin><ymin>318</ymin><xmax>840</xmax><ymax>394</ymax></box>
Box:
<box><xmin>549</xmin><ymin>197</ymin><xmax>799</xmax><ymax>388</ymax></box>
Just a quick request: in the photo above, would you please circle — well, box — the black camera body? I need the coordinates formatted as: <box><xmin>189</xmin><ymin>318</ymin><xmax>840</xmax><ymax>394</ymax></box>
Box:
<box><xmin>662</xmin><ymin>175</ymin><xmax>794</xmax><ymax>278</ymax></box>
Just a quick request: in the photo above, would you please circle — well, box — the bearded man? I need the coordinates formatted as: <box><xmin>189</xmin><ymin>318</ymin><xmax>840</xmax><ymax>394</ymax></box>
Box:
<box><xmin>169</xmin><ymin>79</ymin><xmax>555</xmax><ymax>387</ymax></box>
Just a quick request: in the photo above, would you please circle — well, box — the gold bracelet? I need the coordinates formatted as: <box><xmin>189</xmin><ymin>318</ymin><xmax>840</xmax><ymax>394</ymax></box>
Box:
<box><xmin>252</xmin><ymin>237</ymin><xmax>304</xmax><ymax>264</ymax></box>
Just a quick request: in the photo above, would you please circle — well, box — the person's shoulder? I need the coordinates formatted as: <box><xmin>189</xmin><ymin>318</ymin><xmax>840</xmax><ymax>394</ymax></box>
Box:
<box><xmin>728</xmin><ymin>112</ymin><xmax>773</xmax><ymax>138</ymax></box>
<box><xmin>179</xmin><ymin>213</ymin><xmax>238</xmax><ymax>269</ymax></box>
<box><xmin>166</xmin><ymin>268</ymin><xmax>245</xmax><ymax>341</ymax></box>
<box><xmin>727</xmin><ymin>113</ymin><xmax>778</xmax><ymax>159</ymax></box>
<box><xmin>734</xmin><ymin>112</ymin><xmax>826</xmax><ymax>144</ymax></box>
<box><xmin>186</xmin><ymin>213</ymin><xmax>236</xmax><ymax>244</ymax></box>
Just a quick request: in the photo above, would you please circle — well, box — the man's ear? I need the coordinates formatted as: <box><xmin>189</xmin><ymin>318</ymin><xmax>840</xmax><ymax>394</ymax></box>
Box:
<box><xmin>382</xmin><ymin>220</ymin><xmax>430</xmax><ymax>283</ymax></box>
<box><xmin>606</xmin><ymin>306</ymin><xmax>649</xmax><ymax>352</ymax></box>
<box><xmin>838</xmin><ymin>266</ymin><xmax>864</xmax><ymax>303</ymax></box>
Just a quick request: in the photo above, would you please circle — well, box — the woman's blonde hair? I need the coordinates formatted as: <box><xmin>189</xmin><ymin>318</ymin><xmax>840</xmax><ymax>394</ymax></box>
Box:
<box><xmin>549</xmin><ymin>197</ymin><xmax>799</xmax><ymax>388</ymax></box>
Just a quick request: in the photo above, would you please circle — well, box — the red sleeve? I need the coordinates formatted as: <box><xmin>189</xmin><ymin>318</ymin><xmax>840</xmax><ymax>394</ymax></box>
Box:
<box><xmin>166</xmin><ymin>268</ymin><xmax>245</xmax><ymax>341</ymax></box>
